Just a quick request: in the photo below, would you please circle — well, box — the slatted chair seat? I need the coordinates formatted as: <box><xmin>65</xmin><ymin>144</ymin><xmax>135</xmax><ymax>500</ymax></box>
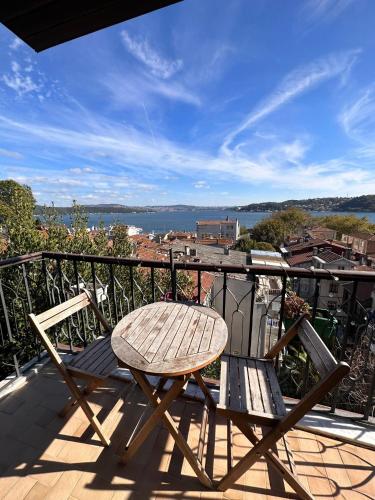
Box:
<box><xmin>67</xmin><ymin>336</ymin><xmax>118</xmax><ymax>380</ymax></box>
<box><xmin>218</xmin><ymin>355</ymin><xmax>286</xmax><ymax>424</ymax></box>
<box><xmin>217</xmin><ymin>315</ymin><xmax>350</xmax><ymax>500</ymax></box>
<box><xmin>29</xmin><ymin>290</ymin><xmax>124</xmax><ymax>447</ymax></box>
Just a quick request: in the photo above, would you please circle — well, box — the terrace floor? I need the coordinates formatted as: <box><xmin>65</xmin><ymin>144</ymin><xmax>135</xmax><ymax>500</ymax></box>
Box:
<box><xmin>0</xmin><ymin>364</ymin><xmax>374</xmax><ymax>500</ymax></box>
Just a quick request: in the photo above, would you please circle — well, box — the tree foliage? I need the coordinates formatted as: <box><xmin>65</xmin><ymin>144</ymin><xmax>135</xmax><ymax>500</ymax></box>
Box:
<box><xmin>252</xmin><ymin>208</ymin><xmax>311</xmax><ymax>246</ymax></box>
<box><xmin>235</xmin><ymin>238</ymin><xmax>275</xmax><ymax>253</ymax></box>
<box><xmin>313</xmin><ymin>214</ymin><xmax>375</xmax><ymax>238</ymax></box>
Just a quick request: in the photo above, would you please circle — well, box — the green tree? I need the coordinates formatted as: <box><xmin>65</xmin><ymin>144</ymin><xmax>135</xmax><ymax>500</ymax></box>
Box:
<box><xmin>235</xmin><ymin>238</ymin><xmax>275</xmax><ymax>253</ymax></box>
<box><xmin>252</xmin><ymin>208</ymin><xmax>310</xmax><ymax>246</ymax></box>
<box><xmin>239</xmin><ymin>225</ymin><xmax>249</xmax><ymax>236</ymax></box>
<box><xmin>253</xmin><ymin>241</ymin><xmax>276</xmax><ymax>251</ymax></box>
<box><xmin>276</xmin><ymin>207</ymin><xmax>310</xmax><ymax>233</ymax></box>
<box><xmin>252</xmin><ymin>218</ymin><xmax>286</xmax><ymax>246</ymax></box>
<box><xmin>313</xmin><ymin>214</ymin><xmax>375</xmax><ymax>238</ymax></box>
<box><xmin>0</xmin><ymin>180</ymin><xmax>43</xmax><ymax>256</ymax></box>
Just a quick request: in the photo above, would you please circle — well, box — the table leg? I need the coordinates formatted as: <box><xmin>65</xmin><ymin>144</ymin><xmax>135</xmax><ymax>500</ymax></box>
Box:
<box><xmin>193</xmin><ymin>371</ymin><xmax>216</xmax><ymax>408</ymax></box>
<box><xmin>121</xmin><ymin>370</ymin><xmax>187</xmax><ymax>463</ymax></box>
<box><xmin>124</xmin><ymin>370</ymin><xmax>213</xmax><ymax>489</ymax></box>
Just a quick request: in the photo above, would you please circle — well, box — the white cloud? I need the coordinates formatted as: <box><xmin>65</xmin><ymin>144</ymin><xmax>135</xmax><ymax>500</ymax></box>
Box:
<box><xmin>302</xmin><ymin>0</ymin><xmax>355</xmax><ymax>25</ymax></box>
<box><xmin>2</xmin><ymin>73</ymin><xmax>40</xmax><ymax>96</ymax></box>
<box><xmin>2</xmin><ymin>58</ymin><xmax>42</xmax><ymax>96</ymax></box>
<box><xmin>221</xmin><ymin>49</ymin><xmax>360</xmax><ymax>153</ymax></box>
<box><xmin>69</xmin><ymin>166</ymin><xmax>94</xmax><ymax>174</ymax></box>
<box><xmin>121</xmin><ymin>31</ymin><xmax>183</xmax><ymax>79</ymax></box>
<box><xmin>194</xmin><ymin>180</ymin><xmax>210</xmax><ymax>189</ymax></box>
<box><xmin>9</xmin><ymin>38</ymin><xmax>23</xmax><ymax>50</ymax></box>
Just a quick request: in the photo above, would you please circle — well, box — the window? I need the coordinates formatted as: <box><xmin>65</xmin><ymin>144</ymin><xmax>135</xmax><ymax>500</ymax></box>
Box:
<box><xmin>338</xmin><ymin>266</ymin><xmax>345</xmax><ymax>270</ymax></box>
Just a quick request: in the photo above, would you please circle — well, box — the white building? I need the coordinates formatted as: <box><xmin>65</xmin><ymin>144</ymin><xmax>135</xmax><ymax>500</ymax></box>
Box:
<box><xmin>196</xmin><ymin>217</ymin><xmax>240</xmax><ymax>240</ymax></box>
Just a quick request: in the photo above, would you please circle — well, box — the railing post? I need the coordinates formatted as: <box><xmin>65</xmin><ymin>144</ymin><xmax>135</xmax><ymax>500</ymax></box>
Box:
<box><xmin>150</xmin><ymin>267</ymin><xmax>155</xmax><ymax>303</ymax></box>
<box><xmin>277</xmin><ymin>275</ymin><xmax>287</xmax><ymax>341</ymax></box>
<box><xmin>222</xmin><ymin>272</ymin><xmax>227</xmax><ymax>321</ymax></box>
<box><xmin>302</xmin><ymin>278</ymin><xmax>320</xmax><ymax>395</ymax></box>
<box><xmin>197</xmin><ymin>270</ymin><xmax>202</xmax><ymax>305</ymax></box>
<box><xmin>0</xmin><ymin>278</ymin><xmax>20</xmax><ymax>378</ymax></box>
<box><xmin>129</xmin><ymin>266</ymin><xmax>135</xmax><ymax>310</ymax></box>
<box><xmin>22</xmin><ymin>263</ymin><xmax>33</xmax><ymax>313</ymax></box>
<box><xmin>247</xmin><ymin>273</ymin><xmax>256</xmax><ymax>357</ymax></box>
<box><xmin>73</xmin><ymin>260</ymin><xmax>87</xmax><ymax>346</ymax></box>
<box><xmin>170</xmin><ymin>249</ymin><xmax>177</xmax><ymax>301</ymax></box>
<box><xmin>42</xmin><ymin>259</ymin><xmax>52</xmax><ymax>307</ymax></box>
<box><xmin>331</xmin><ymin>280</ymin><xmax>358</xmax><ymax>413</ymax></box>
<box><xmin>109</xmin><ymin>264</ymin><xmax>118</xmax><ymax>324</ymax></box>
<box><xmin>90</xmin><ymin>262</ymin><xmax>98</xmax><ymax>305</ymax></box>
<box><xmin>275</xmin><ymin>275</ymin><xmax>287</xmax><ymax>369</ymax></box>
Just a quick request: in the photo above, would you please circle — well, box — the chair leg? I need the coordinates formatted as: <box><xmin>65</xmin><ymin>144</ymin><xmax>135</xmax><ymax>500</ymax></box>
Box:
<box><xmin>218</xmin><ymin>417</ymin><xmax>314</xmax><ymax>500</ymax></box>
<box><xmin>58</xmin><ymin>381</ymin><xmax>100</xmax><ymax>418</ymax></box>
<box><xmin>62</xmin><ymin>371</ymin><xmax>111</xmax><ymax>447</ymax></box>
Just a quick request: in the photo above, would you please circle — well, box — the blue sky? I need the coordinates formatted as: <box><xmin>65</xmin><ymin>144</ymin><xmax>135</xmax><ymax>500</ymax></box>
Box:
<box><xmin>0</xmin><ymin>0</ymin><xmax>375</xmax><ymax>206</ymax></box>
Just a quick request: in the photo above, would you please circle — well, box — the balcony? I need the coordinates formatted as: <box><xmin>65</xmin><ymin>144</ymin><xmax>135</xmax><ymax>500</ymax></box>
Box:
<box><xmin>1</xmin><ymin>251</ymin><xmax>375</xmax><ymax>498</ymax></box>
<box><xmin>1</xmin><ymin>361</ymin><xmax>374</xmax><ymax>499</ymax></box>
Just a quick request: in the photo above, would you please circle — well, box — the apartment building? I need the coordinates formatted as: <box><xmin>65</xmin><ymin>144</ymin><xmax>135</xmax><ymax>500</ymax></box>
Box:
<box><xmin>341</xmin><ymin>232</ymin><xmax>375</xmax><ymax>255</ymax></box>
<box><xmin>196</xmin><ymin>216</ymin><xmax>240</xmax><ymax>240</ymax></box>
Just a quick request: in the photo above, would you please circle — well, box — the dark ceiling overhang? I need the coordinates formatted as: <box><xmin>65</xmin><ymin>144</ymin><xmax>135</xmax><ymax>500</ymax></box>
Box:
<box><xmin>0</xmin><ymin>1</ymin><xmax>183</xmax><ymax>52</ymax></box>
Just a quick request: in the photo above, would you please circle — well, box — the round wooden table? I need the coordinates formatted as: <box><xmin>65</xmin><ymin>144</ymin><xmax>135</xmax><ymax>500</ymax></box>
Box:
<box><xmin>111</xmin><ymin>301</ymin><xmax>228</xmax><ymax>488</ymax></box>
<box><xmin>111</xmin><ymin>301</ymin><xmax>228</xmax><ymax>377</ymax></box>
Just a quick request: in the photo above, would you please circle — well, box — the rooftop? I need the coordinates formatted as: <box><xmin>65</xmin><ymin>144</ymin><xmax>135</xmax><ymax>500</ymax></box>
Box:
<box><xmin>314</xmin><ymin>249</ymin><xmax>343</xmax><ymax>263</ymax></box>
<box><xmin>1</xmin><ymin>363</ymin><xmax>374</xmax><ymax>499</ymax></box>
<box><xmin>285</xmin><ymin>238</ymin><xmax>328</xmax><ymax>253</ymax></box>
<box><xmin>166</xmin><ymin>240</ymin><xmax>247</xmax><ymax>266</ymax></box>
<box><xmin>286</xmin><ymin>251</ymin><xmax>314</xmax><ymax>266</ymax></box>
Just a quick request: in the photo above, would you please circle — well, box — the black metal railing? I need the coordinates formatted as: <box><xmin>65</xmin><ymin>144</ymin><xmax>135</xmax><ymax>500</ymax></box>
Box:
<box><xmin>0</xmin><ymin>250</ymin><xmax>374</xmax><ymax>421</ymax></box>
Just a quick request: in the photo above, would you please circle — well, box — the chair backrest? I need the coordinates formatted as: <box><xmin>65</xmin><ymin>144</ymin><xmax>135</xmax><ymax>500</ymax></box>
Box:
<box><xmin>28</xmin><ymin>291</ymin><xmax>111</xmax><ymax>375</ymax></box>
<box><xmin>264</xmin><ymin>314</ymin><xmax>350</xmax><ymax>429</ymax></box>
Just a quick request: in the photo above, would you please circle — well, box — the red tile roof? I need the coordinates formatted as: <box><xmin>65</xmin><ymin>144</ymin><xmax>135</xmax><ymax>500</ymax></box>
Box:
<box><xmin>286</xmin><ymin>251</ymin><xmax>313</xmax><ymax>266</ymax></box>
<box><xmin>285</xmin><ymin>239</ymin><xmax>328</xmax><ymax>254</ymax></box>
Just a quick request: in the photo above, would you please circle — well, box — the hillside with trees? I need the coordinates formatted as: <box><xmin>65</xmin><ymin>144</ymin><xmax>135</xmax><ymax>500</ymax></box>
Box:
<box><xmin>238</xmin><ymin>194</ymin><xmax>375</xmax><ymax>212</ymax></box>
<box><xmin>250</xmin><ymin>207</ymin><xmax>375</xmax><ymax>246</ymax></box>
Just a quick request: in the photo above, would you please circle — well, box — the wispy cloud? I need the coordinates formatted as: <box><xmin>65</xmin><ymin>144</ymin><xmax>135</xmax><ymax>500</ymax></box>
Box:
<box><xmin>304</xmin><ymin>0</ymin><xmax>354</xmax><ymax>23</ymax></box>
<box><xmin>339</xmin><ymin>85</ymin><xmax>375</xmax><ymax>143</ymax></box>
<box><xmin>101</xmin><ymin>70</ymin><xmax>201</xmax><ymax>108</ymax></box>
<box><xmin>1</xmin><ymin>102</ymin><xmax>375</xmax><ymax>202</ymax></box>
<box><xmin>121</xmin><ymin>30</ymin><xmax>183</xmax><ymax>79</ymax></box>
<box><xmin>222</xmin><ymin>49</ymin><xmax>360</xmax><ymax>153</ymax></box>
<box><xmin>0</xmin><ymin>147</ymin><xmax>23</xmax><ymax>160</ymax></box>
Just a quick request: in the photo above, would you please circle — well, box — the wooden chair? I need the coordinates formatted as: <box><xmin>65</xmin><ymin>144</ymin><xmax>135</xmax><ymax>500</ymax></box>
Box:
<box><xmin>216</xmin><ymin>315</ymin><xmax>350</xmax><ymax>499</ymax></box>
<box><xmin>28</xmin><ymin>290</ymin><xmax>119</xmax><ymax>447</ymax></box>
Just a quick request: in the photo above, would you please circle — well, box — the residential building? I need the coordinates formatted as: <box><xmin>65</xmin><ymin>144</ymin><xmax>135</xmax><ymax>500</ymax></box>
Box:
<box><xmin>196</xmin><ymin>216</ymin><xmax>240</xmax><ymax>240</ymax></box>
<box><xmin>341</xmin><ymin>232</ymin><xmax>375</xmax><ymax>255</ymax></box>
<box><xmin>283</xmin><ymin>238</ymin><xmax>328</xmax><ymax>256</ymax></box>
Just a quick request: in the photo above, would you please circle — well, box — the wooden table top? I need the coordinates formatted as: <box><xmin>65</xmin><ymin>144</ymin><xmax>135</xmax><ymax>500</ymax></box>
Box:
<box><xmin>111</xmin><ymin>301</ymin><xmax>228</xmax><ymax>377</ymax></box>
